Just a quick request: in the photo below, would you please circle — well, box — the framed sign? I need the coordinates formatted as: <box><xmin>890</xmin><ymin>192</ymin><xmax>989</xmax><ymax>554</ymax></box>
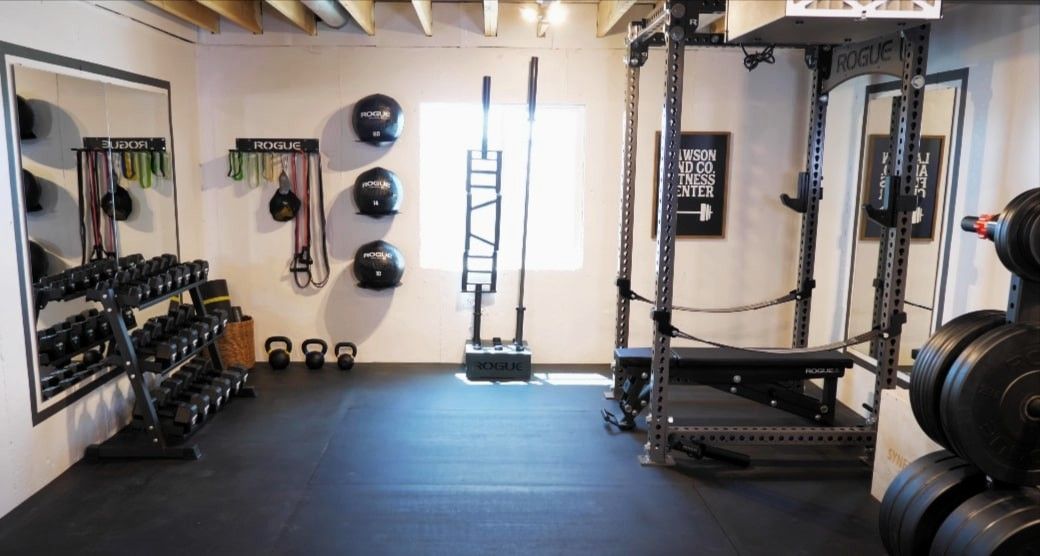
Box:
<box><xmin>860</xmin><ymin>134</ymin><xmax>945</xmax><ymax>240</ymax></box>
<box><xmin>652</xmin><ymin>132</ymin><xmax>730</xmax><ymax>238</ymax></box>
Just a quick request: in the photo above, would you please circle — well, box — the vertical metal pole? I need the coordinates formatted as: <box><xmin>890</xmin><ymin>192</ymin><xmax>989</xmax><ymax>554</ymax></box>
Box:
<box><xmin>472</xmin><ymin>284</ymin><xmax>483</xmax><ymax>346</ymax></box>
<box><xmin>610</xmin><ymin>24</ymin><xmax>643</xmax><ymax>399</ymax></box>
<box><xmin>871</xmin><ymin>25</ymin><xmax>930</xmax><ymax>419</ymax></box>
<box><xmin>791</xmin><ymin>50</ymin><xmax>828</xmax><ymax>348</ymax></box>
<box><xmin>868</xmin><ymin>97</ymin><xmax>903</xmax><ymax>358</ymax></box>
<box><xmin>643</xmin><ymin>1</ymin><xmax>686</xmax><ymax>466</ymax></box>
<box><xmin>514</xmin><ymin>57</ymin><xmax>538</xmax><ymax>348</ymax></box>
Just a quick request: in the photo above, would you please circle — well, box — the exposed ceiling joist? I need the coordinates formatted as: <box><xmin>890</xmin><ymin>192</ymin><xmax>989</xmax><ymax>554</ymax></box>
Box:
<box><xmin>265</xmin><ymin>0</ymin><xmax>317</xmax><ymax>35</ymax></box>
<box><xmin>338</xmin><ymin>1</ymin><xmax>375</xmax><ymax>35</ymax></box>
<box><xmin>146</xmin><ymin>0</ymin><xmax>221</xmax><ymax>34</ymax></box>
<box><xmin>197</xmin><ymin>0</ymin><xmax>263</xmax><ymax>34</ymax></box>
<box><xmin>597</xmin><ymin>0</ymin><xmax>638</xmax><ymax>37</ymax></box>
<box><xmin>411</xmin><ymin>0</ymin><xmax>433</xmax><ymax>37</ymax></box>
<box><xmin>483</xmin><ymin>0</ymin><xmax>498</xmax><ymax>37</ymax></box>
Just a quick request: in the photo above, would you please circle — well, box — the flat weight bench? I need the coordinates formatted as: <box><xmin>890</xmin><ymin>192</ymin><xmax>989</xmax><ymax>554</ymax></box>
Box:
<box><xmin>611</xmin><ymin>347</ymin><xmax>853</xmax><ymax>428</ymax></box>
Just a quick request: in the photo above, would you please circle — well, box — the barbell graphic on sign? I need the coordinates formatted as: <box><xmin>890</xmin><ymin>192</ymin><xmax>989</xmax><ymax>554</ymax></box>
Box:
<box><xmin>677</xmin><ymin>203</ymin><xmax>713</xmax><ymax>222</ymax></box>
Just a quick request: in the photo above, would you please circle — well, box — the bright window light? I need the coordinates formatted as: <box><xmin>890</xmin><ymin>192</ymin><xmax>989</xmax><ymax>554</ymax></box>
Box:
<box><xmin>419</xmin><ymin>103</ymin><xmax>586</xmax><ymax>272</ymax></box>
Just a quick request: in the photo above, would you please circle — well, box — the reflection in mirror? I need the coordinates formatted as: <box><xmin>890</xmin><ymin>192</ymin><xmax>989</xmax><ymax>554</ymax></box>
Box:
<box><xmin>11</xmin><ymin>57</ymin><xmax>177</xmax><ymax>417</ymax></box>
<box><xmin>846</xmin><ymin>78</ymin><xmax>964</xmax><ymax>369</ymax></box>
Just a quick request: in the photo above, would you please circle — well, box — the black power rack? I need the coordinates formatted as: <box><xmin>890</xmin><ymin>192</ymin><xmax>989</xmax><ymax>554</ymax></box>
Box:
<box><xmin>81</xmin><ymin>255</ymin><xmax>256</xmax><ymax>460</ymax></box>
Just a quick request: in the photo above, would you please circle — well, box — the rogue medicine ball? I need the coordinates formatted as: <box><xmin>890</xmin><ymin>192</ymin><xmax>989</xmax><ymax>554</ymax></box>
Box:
<box><xmin>352</xmin><ymin>94</ymin><xmax>403</xmax><ymax>144</ymax></box>
<box><xmin>23</xmin><ymin>169</ymin><xmax>43</xmax><ymax>212</ymax></box>
<box><xmin>354</xmin><ymin>167</ymin><xmax>402</xmax><ymax>216</ymax></box>
<box><xmin>101</xmin><ymin>184</ymin><xmax>134</xmax><ymax>221</ymax></box>
<box><xmin>17</xmin><ymin>95</ymin><xmax>36</xmax><ymax>140</ymax></box>
<box><xmin>353</xmin><ymin>240</ymin><xmax>405</xmax><ymax>289</ymax></box>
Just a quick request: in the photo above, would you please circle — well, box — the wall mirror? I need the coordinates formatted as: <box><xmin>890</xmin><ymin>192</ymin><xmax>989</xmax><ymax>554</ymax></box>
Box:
<box><xmin>844</xmin><ymin>70</ymin><xmax>969</xmax><ymax>376</ymax></box>
<box><xmin>2</xmin><ymin>42</ymin><xmax>179</xmax><ymax>423</ymax></box>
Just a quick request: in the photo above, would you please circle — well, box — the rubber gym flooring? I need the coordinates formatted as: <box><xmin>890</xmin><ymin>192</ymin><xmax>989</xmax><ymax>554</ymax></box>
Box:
<box><xmin>0</xmin><ymin>364</ymin><xmax>885</xmax><ymax>555</ymax></box>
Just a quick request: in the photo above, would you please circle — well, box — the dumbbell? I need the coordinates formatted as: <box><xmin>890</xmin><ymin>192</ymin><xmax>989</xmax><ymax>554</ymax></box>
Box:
<box><xmin>41</xmin><ymin>386</ymin><xmax>59</xmax><ymax>400</ymax></box>
<box><xmin>679</xmin><ymin>203</ymin><xmax>714</xmax><ymax>222</ymax></box>
<box><xmin>161</xmin><ymin>377</ymin><xmax>211</xmax><ymax>419</ymax></box>
<box><xmin>198</xmin><ymin>364</ymin><xmax>245</xmax><ymax>395</ymax></box>
<box><xmin>139</xmin><ymin>397</ymin><xmax>199</xmax><ymax>436</ymax></box>
<box><xmin>176</xmin><ymin>371</ymin><xmax>225</xmax><ymax>412</ymax></box>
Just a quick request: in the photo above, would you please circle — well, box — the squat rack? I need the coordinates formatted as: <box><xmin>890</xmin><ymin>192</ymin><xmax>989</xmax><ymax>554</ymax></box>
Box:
<box><xmin>612</xmin><ymin>0</ymin><xmax>930</xmax><ymax>465</ymax></box>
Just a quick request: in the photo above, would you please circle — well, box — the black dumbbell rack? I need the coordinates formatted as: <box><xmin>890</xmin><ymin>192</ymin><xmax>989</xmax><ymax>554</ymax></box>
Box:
<box><xmin>84</xmin><ymin>262</ymin><xmax>255</xmax><ymax>460</ymax></box>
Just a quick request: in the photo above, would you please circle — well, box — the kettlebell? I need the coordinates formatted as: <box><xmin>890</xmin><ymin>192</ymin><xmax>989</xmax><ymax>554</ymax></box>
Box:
<box><xmin>303</xmin><ymin>338</ymin><xmax>328</xmax><ymax>370</ymax></box>
<box><xmin>265</xmin><ymin>336</ymin><xmax>292</xmax><ymax>370</ymax></box>
<box><xmin>335</xmin><ymin>342</ymin><xmax>357</xmax><ymax>371</ymax></box>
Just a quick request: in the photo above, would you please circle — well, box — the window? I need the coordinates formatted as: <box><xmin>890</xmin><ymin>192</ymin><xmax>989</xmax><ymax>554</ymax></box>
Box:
<box><xmin>419</xmin><ymin>103</ymin><xmax>585</xmax><ymax>272</ymax></box>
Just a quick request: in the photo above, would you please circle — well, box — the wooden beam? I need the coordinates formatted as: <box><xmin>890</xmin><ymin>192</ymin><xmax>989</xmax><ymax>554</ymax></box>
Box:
<box><xmin>411</xmin><ymin>0</ymin><xmax>432</xmax><ymax>37</ymax></box>
<box><xmin>146</xmin><ymin>0</ymin><xmax>220</xmax><ymax>33</ymax></box>
<box><xmin>483</xmin><ymin>0</ymin><xmax>498</xmax><ymax>37</ymax></box>
<box><xmin>338</xmin><ymin>1</ymin><xmax>375</xmax><ymax>35</ymax></box>
<box><xmin>265</xmin><ymin>0</ymin><xmax>317</xmax><ymax>35</ymax></box>
<box><xmin>596</xmin><ymin>0</ymin><xmax>638</xmax><ymax>37</ymax></box>
<box><xmin>197</xmin><ymin>0</ymin><xmax>263</xmax><ymax>34</ymax></box>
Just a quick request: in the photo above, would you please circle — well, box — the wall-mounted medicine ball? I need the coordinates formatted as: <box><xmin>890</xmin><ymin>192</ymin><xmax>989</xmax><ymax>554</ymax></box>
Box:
<box><xmin>353</xmin><ymin>240</ymin><xmax>405</xmax><ymax>289</ymax></box>
<box><xmin>28</xmin><ymin>240</ymin><xmax>49</xmax><ymax>283</ymax></box>
<box><xmin>23</xmin><ymin>169</ymin><xmax>43</xmax><ymax>212</ymax></box>
<box><xmin>17</xmin><ymin>95</ymin><xmax>36</xmax><ymax>140</ymax></box>
<box><xmin>354</xmin><ymin>167</ymin><xmax>402</xmax><ymax>216</ymax></box>
<box><xmin>352</xmin><ymin>94</ymin><xmax>403</xmax><ymax>144</ymax></box>
<box><xmin>101</xmin><ymin>184</ymin><xmax>133</xmax><ymax>221</ymax></box>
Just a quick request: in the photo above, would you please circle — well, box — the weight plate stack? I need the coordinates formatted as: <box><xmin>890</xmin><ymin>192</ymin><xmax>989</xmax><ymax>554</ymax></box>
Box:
<box><xmin>941</xmin><ymin>323</ymin><xmax>1040</xmax><ymax>486</ymax></box>
<box><xmin>880</xmin><ymin>450</ymin><xmax>988</xmax><ymax>555</ymax></box>
<box><xmin>994</xmin><ymin>189</ymin><xmax>1040</xmax><ymax>282</ymax></box>
<box><xmin>910</xmin><ymin>310</ymin><xmax>1007</xmax><ymax>448</ymax></box>
<box><xmin>930</xmin><ymin>487</ymin><xmax>1040</xmax><ymax>556</ymax></box>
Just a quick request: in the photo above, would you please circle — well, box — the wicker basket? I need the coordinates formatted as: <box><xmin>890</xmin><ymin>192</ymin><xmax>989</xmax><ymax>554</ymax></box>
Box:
<box><xmin>216</xmin><ymin>315</ymin><xmax>256</xmax><ymax>369</ymax></box>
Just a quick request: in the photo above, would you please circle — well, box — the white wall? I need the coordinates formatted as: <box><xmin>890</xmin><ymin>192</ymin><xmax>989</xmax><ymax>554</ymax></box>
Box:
<box><xmin>196</xmin><ymin>2</ymin><xmax>809</xmax><ymax>364</ymax></box>
<box><xmin>0</xmin><ymin>0</ymin><xmax>201</xmax><ymax>518</ymax></box>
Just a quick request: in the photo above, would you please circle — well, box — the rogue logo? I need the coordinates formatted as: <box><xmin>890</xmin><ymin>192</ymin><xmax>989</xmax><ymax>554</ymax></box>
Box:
<box><xmin>476</xmin><ymin>361</ymin><xmax>523</xmax><ymax>371</ymax></box>
<box><xmin>102</xmin><ymin>139</ymin><xmax>149</xmax><ymax>150</ymax></box>
<box><xmin>834</xmin><ymin>39</ymin><xmax>896</xmax><ymax>73</ymax></box>
<box><xmin>362</xmin><ymin>252</ymin><xmax>391</xmax><ymax>261</ymax></box>
<box><xmin>251</xmin><ymin>140</ymin><xmax>302</xmax><ymax>150</ymax></box>
<box><xmin>805</xmin><ymin>368</ymin><xmax>840</xmax><ymax>376</ymax></box>
<box><xmin>361</xmin><ymin>180</ymin><xmax>389</xmax><ymax>189</ymax></box>
<box><xmin>359</xmin><ymin>110</ymin><xmax>391</xmax><ymax>120</ymax></box>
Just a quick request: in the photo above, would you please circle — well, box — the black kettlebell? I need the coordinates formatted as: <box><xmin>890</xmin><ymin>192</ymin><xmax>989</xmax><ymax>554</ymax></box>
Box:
<box><xmin>303</xmin><ymin>338</ymin><xmax>328</xmax><ymax>370</ymax></box>
<box><xmin>265</xmin><ymin>336</ymin><xmax>292</xmax><ymax>370</ymax></box>
<box><xmin>335</xmin><ymin>342</ymin><xmax>357</xmax><ymax>370</ymax></box>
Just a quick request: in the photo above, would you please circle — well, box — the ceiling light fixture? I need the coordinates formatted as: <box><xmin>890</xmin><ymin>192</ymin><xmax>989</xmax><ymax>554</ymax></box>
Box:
<box><xmin>525</xmin><ymin>0</ymin><xmax>564</xmax><ymax>38</ymax></box>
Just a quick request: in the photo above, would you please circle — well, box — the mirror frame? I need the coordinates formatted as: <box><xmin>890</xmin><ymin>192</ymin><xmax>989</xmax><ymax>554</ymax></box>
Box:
<box><xmin>1</xmin><ymin>40</ymin><xmax>179</xmax><ymax>424</ymax></box>
<box><xmin>843</xmin><ymin>68</ymin><xmax>970</xmax><ymax>384</ymax></box>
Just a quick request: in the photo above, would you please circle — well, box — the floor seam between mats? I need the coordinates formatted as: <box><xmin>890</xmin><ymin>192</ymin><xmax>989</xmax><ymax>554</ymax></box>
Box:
<box><xmin>689</xmin><ymin>481</ymin><xmax>743</xmax><ymax>555</ymax></box>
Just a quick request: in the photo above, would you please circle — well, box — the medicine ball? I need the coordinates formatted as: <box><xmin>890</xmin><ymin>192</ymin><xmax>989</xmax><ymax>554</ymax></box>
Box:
<box><xmin>352</xmin><ymin>94</ymin><xmax>403</xmax><ymax>144</ymax></box>
<box><xmin>354</xmin><ymin>167</ymin><xmax>402</xmax><ymax>216</ymax></box>
<box><xmin>23</xmin><ymin>169</ymin><xmax>43</xmax><ymax>212</ymax></box>
<box><xmin>28</xmin><ymin>240</ymin><xmax>49</xmax><ymax>283</ymax></box>
<box><xmin>17</xmin><ymin>95</ymin><xmax>36</xmax><ymax>140</ymax></box>
<box><xmin>101</xmin><ymin>184</ymin><xmax>133</xmax><ymax>221</ymax></box>
<box><xmin>353</xmin><ymin>240</ymin><xmax>405</xmax><ymax>289</ymax></box>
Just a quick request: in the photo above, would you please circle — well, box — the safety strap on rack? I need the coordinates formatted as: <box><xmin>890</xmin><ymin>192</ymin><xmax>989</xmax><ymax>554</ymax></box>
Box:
<box><xmin>652</xmin><ymin>308</ymin><xmax>882</xmax><ymax>354</ymax></box>
<box><xmin>617</xmin><ymin>278</ymin><xmax>812</xmax><ymax>314</ymax></box>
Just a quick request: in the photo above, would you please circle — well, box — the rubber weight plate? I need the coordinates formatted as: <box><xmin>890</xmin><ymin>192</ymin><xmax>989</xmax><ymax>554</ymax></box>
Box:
<box><xmin>941</xmin><ymin>324</ymin><xmax>1040</xmax><ymax>485</ymax></box>
<box><xmin>930</xmin><ymin>487</ymin><xmax>1040</xmax><ymax>556</ymax></box>
<box><xmin>911</xmin><ymin>310</ymin><xmax>1006</xmax><ymax>448</ymax></box>
<box><xmin>995</xmin><ymin>189</ymin><xmax>1040</xmax><ymax>282</ymax></box>
<box><xmin>880</xmin><ymin>451</ymin><xmax>987</xmax><ymax>555</ymax></box>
